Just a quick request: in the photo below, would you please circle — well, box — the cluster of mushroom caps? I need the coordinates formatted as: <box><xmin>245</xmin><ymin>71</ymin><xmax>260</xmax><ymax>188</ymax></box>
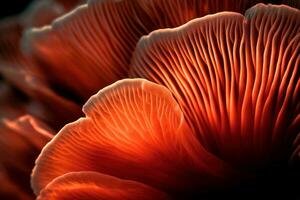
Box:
<box><xmin>0</xmin><ymin>0</ymin><xmax>299</xmax><ymax>199</ymax></box>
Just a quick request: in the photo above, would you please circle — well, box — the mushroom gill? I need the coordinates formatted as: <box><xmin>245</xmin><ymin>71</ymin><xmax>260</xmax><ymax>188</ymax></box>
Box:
<box><xmin>129</xmin><ymin>4</ymin><xmax>300</xmax><ymax>170</ymax></box>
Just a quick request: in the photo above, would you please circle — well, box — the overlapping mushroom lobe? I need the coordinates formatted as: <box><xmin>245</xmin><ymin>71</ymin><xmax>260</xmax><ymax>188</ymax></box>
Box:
<box><xmin>130</xmin><ymin>4</ymin><xmax>300</xmax><ymax>169</ymax></box>
<box><xmin>0</xmin><ymin>115</ymin><xmax>53</xmax><ymax>199</ymax></box>
<box><xmin>32</xmin><ymin>79</ymin><xmax>234</xmax><ymax>197</ymax></box>
<box><xmin>0</xmin><ymin>0</ymin><xmax>83</xmax><ymax>128</ymax></box>
<box><xmin>36</xmin><ymin>171</ymin><xmax>171</xmax><ymax>200</ymax></box>
<box><xmin>22</xmin><ymin>0</ymin><xmax>271</xmax><ymax>101</ymax></box>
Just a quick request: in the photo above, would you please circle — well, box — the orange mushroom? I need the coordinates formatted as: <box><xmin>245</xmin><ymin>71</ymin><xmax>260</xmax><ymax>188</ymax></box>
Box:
<box><xmin>23</xmin><ymin>0</ymin><xmax>278</xmax><ymax>101</ymax></box>
<box><xmin>31</xmin><ymin>4</ymin><xmax>299</xmax><ymax>199</ymax></box>
<box><xmin>0</xmin><ymin>1</ymin><xmax>298</xmax><ymax>199</ymax></box>
<box><xmin>0</xmin><ymin>115</ymin><xmax>53</xmax><ymax>199</ymax></box>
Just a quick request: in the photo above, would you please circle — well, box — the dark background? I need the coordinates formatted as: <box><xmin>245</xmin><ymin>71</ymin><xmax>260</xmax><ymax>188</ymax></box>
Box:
<box><xmin>0</xmin><ymin>0</ymin><xmax>32</xmax><ymax>19</ymax></box>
